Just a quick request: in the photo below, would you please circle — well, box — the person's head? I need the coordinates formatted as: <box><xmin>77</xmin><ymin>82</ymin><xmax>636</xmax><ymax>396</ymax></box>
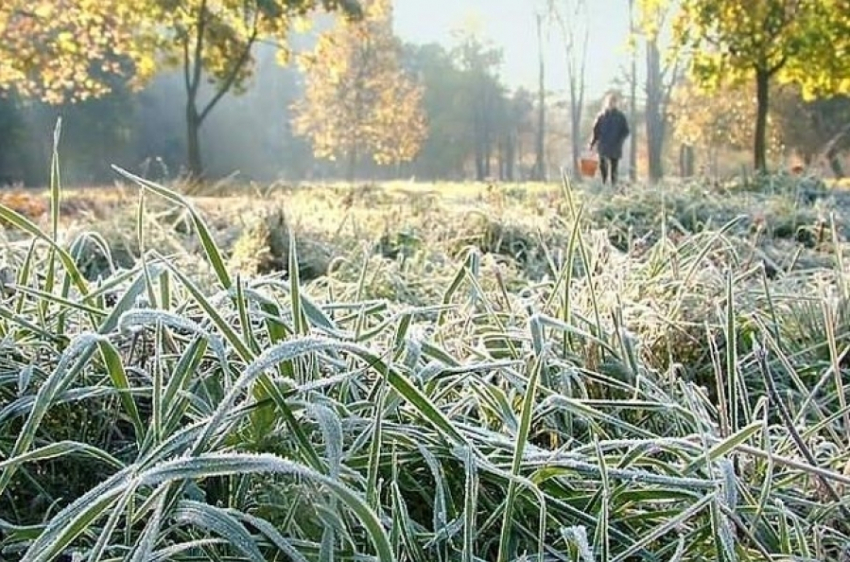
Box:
<box><xmin>603</xmin><ymin>92</ymin><xmax>619</xmax><ymax>111</ymax></box>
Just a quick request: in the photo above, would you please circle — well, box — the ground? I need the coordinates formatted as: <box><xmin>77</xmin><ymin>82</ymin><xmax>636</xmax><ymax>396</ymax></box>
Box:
<box><xmin>0</xmin><ymin>174</ymin><xmax>849</xmax><ymax>561</ymax></box>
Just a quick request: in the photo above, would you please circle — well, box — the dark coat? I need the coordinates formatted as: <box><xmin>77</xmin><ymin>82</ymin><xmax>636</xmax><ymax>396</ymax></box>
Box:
<box><xmin>590</xmin><ymin>108</ymin><xmax>630</xmax><ymax>160</ymax></box>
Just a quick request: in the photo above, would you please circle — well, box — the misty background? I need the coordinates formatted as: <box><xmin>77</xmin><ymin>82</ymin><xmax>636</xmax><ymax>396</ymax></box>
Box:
<box><xmin>0</xmin><ymin>1</ymin><xmax>644</xmax><ymax>187</ymax></box>
<box><xmin>395</xmin><ymin>0</ymin><xmax>631</xmax><ymax>97</ymax></box>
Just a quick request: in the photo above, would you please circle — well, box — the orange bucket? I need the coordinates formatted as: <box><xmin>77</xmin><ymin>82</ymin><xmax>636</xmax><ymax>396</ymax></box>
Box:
<box><xmin>579</xmin><ymin>153</ymin><xmax>598</xmax><ymax>178</ymax></box>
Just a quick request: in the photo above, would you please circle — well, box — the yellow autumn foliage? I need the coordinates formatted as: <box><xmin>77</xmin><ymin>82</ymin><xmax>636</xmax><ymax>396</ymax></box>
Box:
<box><xmin>292</xmin><ymin>0</ymin><xmax>426</xmax><ymax>172</ymax></box>
<box><xmin>674</xmin><ymin>0</ymin><xmax>850</xmax><ymax>96</ymax></box>
<box><xmin>0</xmin><ymin>0</ymin><xmax>156</xmax><ymax>104</ymax></box>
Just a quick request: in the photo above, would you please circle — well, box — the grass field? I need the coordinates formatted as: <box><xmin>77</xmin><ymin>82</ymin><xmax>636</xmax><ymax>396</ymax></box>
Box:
<box><xmin>1</xmin><ymin>160</ymin><xmax>850</xmax><ymax>561</ymax></box>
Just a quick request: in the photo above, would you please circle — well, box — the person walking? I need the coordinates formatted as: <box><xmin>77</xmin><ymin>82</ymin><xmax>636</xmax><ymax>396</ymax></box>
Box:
<box><xmin>589</xmin><ymin>93</ymin><xmax>630</xmax><ymax>186</ymax></box>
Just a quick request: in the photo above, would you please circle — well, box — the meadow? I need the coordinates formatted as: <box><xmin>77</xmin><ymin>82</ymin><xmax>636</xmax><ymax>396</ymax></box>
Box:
<box><xmin>1</xmin><ymin>156</ymin><xmax>850</xmax><ymax>561</ymax></box>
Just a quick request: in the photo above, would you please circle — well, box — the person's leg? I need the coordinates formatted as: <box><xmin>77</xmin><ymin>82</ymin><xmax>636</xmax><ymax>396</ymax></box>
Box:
<box><xmin>610</xmin><ymin>158</ymin><xmax>619</xmax><ymax>185</ymax></box>
<box><xmin>599</xmin><ymin>157</ymin><xmax>610</xmax><ymax>183</ymax></box>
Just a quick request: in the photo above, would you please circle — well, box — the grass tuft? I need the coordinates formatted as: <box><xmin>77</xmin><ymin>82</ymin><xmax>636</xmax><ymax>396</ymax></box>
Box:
<box><xmin>1</xmin><ymin>161</ymin><xmax>850</xmax><ymax>560</ymax></box>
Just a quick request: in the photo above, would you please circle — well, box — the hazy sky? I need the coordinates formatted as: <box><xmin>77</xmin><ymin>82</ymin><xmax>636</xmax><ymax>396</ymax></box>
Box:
<box><xmin>394</xmin><ymin>0</ymin><xmax>632</xmax><ymax>101</ymax></box>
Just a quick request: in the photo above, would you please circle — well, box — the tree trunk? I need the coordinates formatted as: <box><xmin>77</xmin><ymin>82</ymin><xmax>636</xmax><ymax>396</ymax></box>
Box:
<box><xmin>754</xmin><ymin>67</ymin><xmax>770</xmax><ymax>173</ymax></box>
<box><xmin>475</xmin><ymin>141</ymin><xmax>485</xmax><ymax>181</ymax></box>
<box><xmin>506</xmin><ymin>132</ymin><xmax>516</xmax><ymax>181</ymax></box>
<box><xmin>679</xmin><ymin>143</ymin><xmax>694</xmax><ymax>177</ymax></box>
<box><xmin>483</xmin><ymin>110</ymin><xmax>492</xmax><ymax>179</ymax></box>
<box><xmin>347</xmin><ymin>146</ymin><xmax>358</xmax><ymax>182</ymax></box>
<box><xmin>628</xmin><ymin>0</ymin><xmax>638</xmax><ymax>182</ymax></box>
<box><xmin>533</xmin><ymin>13</ymin><xmax>546</xmax><ymax>182</ymax></box>
<box><xmin>571</xmin><ymin>105</ymin><xmax>582</xmax><ymax>181</ymax></box>
<box><xmin>473</xmin><ymin>104</ymin><xmax>485</xmax><ymax>180</ymax></box>
<box><xmin>515</xmin><ymin>136</ymin><xmax>524</xmax><ymax>180</ymax></box>
<box><xmin>554</xmin><ymin>1</ymin><xmax>588</xmax><ymax>183</ymax></box>
<box><xmin>497</xmin><ymin>138</ymin><xmax>505</xmax><ymax>181</ymax></box>
<box><xmin>827</xmin><ymin>146</ymin><xmax>845</xmax><ymax>178</ymax></box>
<box><xmin>645</xmin><ymin>39</ymin><xmax>665</xmax><ymax>182</ymax></box>
<box><xmin>186</xmin><ymin>101</ymin><xmax>203</xmax><ymax>180</ymax></box>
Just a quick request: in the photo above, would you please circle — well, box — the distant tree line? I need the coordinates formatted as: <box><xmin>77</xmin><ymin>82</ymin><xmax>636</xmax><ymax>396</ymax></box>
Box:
<box><xmin>0</xmin><ymin>0</ymin><xmax>849</xmax><ymax>186</ymax></box>
<box><xmin>0</xmin><ymin>0</ymin><xmax>551</xmax><ymax>186</ymax></box>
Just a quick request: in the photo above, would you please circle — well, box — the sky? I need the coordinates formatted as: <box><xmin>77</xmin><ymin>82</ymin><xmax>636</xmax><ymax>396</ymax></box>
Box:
<box><xmin>393</xmin><ymin>0</ymin><xmax>633</xmax><ymax>101</ymax></box>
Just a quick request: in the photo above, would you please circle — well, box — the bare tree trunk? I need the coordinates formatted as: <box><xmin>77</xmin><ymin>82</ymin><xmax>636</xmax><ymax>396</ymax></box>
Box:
<box><xmin>497</xmin><ymin>138</ymin><xmax>505</xmax><ymax>180</ymax></box>
<box><xmin>628</xmin><ymin>0</ymin><xmax>638</xmax><ymax>182</ymax></box>
<box><xmin>573</xmin><ymin>6</ymin><xmax>589</xmax><ymax>180</ymax></box>
<box><xmin>534</xmin><ymin>13</ymin><xmax>546</xmax><ymax>181</ymax></box>
<box><xmin>632</xmin><ymin>0</ymin><xmax>682</xmax><ymax>183</ymax></box>
<box><xmin>516</xmin><ymin>136</ymin><xmax>524</xmax><ymax>180</ymax></box>
<box><xmin>180</xmin><ymin>0</ymin><xmax>259</xmax><ymax>181</ymax></box>
<box><xmin>827</xmin><ymin>146</ymin><xmax>845</xmax><ymax>178</ymax></box>
<box><xmin>506</xmin><ymin>132</ymin><xmax>516</xmax><ymax>181</ymax></box>
<box><xmin>475</xmin><ymin>140</ymin><xmax>485</xmax><ymax>181</ymax></box>
<box><xmin>549</xmin><ymin>0</ymin><xmax>588</xmax><ymax>181</ymax></box>
<box><xmin>645</xmin><ymin>38</ymin><xmax>665</xmax><ymax>182</ymax></box>
<box><xmin>679</xmin><ymin>143</ymin><xmax>694</xmax><ymax>177</ymax></box>
<box><xmin>473</xmin><ymin>102</ymin><xmax>485</xmax><ymax>180</ymax></box>
<box><xmin>754</xmin><ymin>67</ymin><xmax>770</xmax><ymax>173</ymax></box>
<box><xmin>478</xmin><ymin>83</ymin><xmax>493</xmax><ymax>179</ymax></box>
<box><xmin>186</xmin><ymin>100</ymin><xmax>203</xmax><ymax>180</ymax></box>
<box><xmin>347</xmin><ymin>146</ymin><xmax>358</xmax><ymax>182</ymax></box>
<box><xmin>484</xmin><ymin>118</ymin><xmax>492</xmax><ymax>179</ymax></box>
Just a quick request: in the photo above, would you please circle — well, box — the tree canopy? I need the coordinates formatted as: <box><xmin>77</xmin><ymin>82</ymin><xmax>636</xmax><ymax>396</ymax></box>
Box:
<box><xmin>292</xmin><ymin>0</ymin><xmax>426</xmax><ymax>180</ymax></box>
<box><xmin>145</xmin><ymin>0</ymin><xmax>362</xmax><ymax>177</ymax></box>
<box><xmin>0</xmin><ymin>0</ymin><xmax>155</xmax><ymax>104</ymax></box>
<box><xmin>1</xmin><ymin>0</ymin><xmax>362</xmax><ymax>177</ymax></box>
<box><xmin>674</xmin><ymin>0</ymin><xmax>850</xmax><ymax>172</ymax></box>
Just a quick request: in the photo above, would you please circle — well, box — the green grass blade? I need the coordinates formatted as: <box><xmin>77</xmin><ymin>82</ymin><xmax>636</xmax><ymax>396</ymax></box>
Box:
<box><xmin>497</xmin><ymin>339</ymin><xmax>545</xmax><ymax>562</ymax></box>
<box><xmin>20</xmin><ymin>470</ymin><xmax>131</xmax><ymax>562</ymax></box>
<box><xmin>96</xmin><ymin>339</ymin><xmax>145</xmax><ymax>439</ymax></box>
<box><xmin>610</xmin><ymin>493</ymin><xmax>715</xmax><ymax>562</ymax></box>
<box><xmin>172</xmin><ymin>500</ymin><xmax>265</xmax><ymax>562</ymax></box>
<box><xmin>140</xmin><ymin>453</ymin><xmax>395</xmax><ymax>561</ymax></box>
<box><xmin>366</xmin><ymin>380</ymin><xmax>387</xmax><ymax>510</ymax></box>
<box><xmin>97</xmin><ymin>265</ymin><xmax>162</xmax><ymax>334</ymax></box>
<box><xmin>0</xmin><ymin>440</ymin><xmax>123</xmax><ymax>472</ymax></box>
<box><xmin>235</xmin><ymin>275</ymin><xmax>259</xmax><ymax>353</ymax></box>
<box><xmin>462</xmin><ymin>446</ymin><xmax>478</xmax><ymax>562</ymax></box>
<box><xmin>127</xmin><ymin>487</ymin><xmax>168</xmax><ymax>562</ymax></box>
<box><xmin>194</xmin><ymin>336</ymin><xmax>467</xmax><ymax>456</ymax></box>
<box><xmin>161</xmin><ymin>261</ymin><xmax>252</xmax><ymax>360</ymax></box>
<box><xmin>288</xmin><ymin>229</ymin><xmax>308</xmax><ymax>336</ymax></box>
<box><xmin>49</xmin><ymin>118</ymin><xmax>61</xmax><ymax>241</ymax></box>
<box><xmin>229</xmin><ymin>510</ymin><xmax>310</xmax><ymax>562</ymax></box>
<box><xmin>593</xmin><ymin>436</ymin><xmax>611</xmax><ymax>562</ymax></box>
<box><xmin>0</xmin><ymin>204</ymin><xmax>88</xmax><ymax>297</ymax></box>
<box><xmin>683</xmin><ymin>422</ymin><xmax>763</xmax><ymax>475</ymax></box>
<box><xmin>111</xmin><ymin>165</ymin><xmax>232</xmax><ymax>289</ymax></box>
<box><xmin>0</xmin><ymin>334</ymin><xmax>101</xmax><ymax>497</ymax></box>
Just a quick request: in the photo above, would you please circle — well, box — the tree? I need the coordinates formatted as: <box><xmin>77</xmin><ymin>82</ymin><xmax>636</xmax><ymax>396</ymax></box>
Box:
<box><xmin>144</xmin><ymin>0</ymin><xmax>360</xmax><ymax>179</ymax></box>
<box><xmin>292</xmin><ymin>0</ymin><xmax>425</xmax><ymax>181</ymax></box>
<box><xmin>505</xmin><ymin>89</ymin><xmax>535</xmax><ymax>181</ymax></box>
<box><xmin>401</xmin><ymin>43</ymin><xmax>475</xmax><ymax>179</ymax></box>
<box><xmin>451</xmin><ymin>29</ymin><xmax>505</xmax><ymax>181</ymax></box>
<box><xmin>532</xmin><ymin>12</ymin><xmax>547</xmax><ymax>181</ymax></box>
<box><xmin>674</xmin><ymin>0</ymin><xmax>850</xmax><ymax>173</ymax></box>
<box><xmin>772</xmin><ymin>88</ymin><xmax>850</xmax><ymax>177</ymax></box>
<box><xmin>548</xmin><ymin>0</ymin><xmax>589</xmax><ymax>181</ymax></box>
<box><xmin>636</xmin><ymin>0</ymin><xmax>681</xmax><ymax>182</ymax></box>
<box><xmin>0</xmin><ymin>0</ymin><xmax>154</xmax><ymax>104</ymax></box>
<box><xmin>401</xmin><ymin>42</ymin><xmax>527</xmax><ymax>181</ymax></box>
<box><xmin>628</xmin><ymin>0</ymin><xmax>638</xmax><ymax>181</ymax></box>
<box><xmin>669</xmin><ymin>79</ymin><xmax>784</xmax><ymax>175</ymax></box>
